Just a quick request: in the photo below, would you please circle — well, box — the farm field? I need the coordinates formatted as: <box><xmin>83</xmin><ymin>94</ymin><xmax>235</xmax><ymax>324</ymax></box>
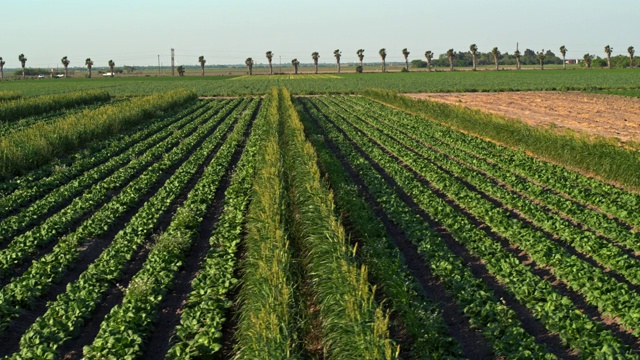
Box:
<box><xmin>407</xmin><ymin>91</ymin><xmax>640</xmax><ymax>144</ymax></box>
<box><xmin>1</xmin><ymin>68</ymin><xmax>640</xmax><ymax>97</ymax></box>
<box><xmin>1</xmin><ymin>80</ymin><xmax>640</xmax><ymax>358</ymax></box>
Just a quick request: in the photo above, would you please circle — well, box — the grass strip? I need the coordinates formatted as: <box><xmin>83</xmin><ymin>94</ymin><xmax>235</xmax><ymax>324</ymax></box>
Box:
<box><xmin>0</xmin><ymin>90</ymin><xmax>109</xmax><ymax>122</ymax></box>
<box><xmin>232</xmin><ymin>89</ymin><xmax>297</xmax><ymax>359</ymax></box>
<box><xmin>0</xmin><ymin>89</ymin><xmax>197</xmax><ymax>179</ymax></box>
<box><xmin>281</xmin><ymin>89</ymin><xmax>396</xmax><ymax>360</ymax></box>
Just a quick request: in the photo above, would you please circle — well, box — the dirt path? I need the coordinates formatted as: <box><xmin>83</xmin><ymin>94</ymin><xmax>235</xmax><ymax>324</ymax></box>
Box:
<box><xmin>406</xmin><ymin>92</ymin><xmax>640</xmax><ymax>144</ymax></box>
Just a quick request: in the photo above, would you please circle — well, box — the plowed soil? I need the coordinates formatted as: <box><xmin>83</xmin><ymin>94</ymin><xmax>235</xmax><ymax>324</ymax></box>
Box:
<box><xmin>406</xmin><ymin>92</ymin><xmax>640</xmax><ymax>144</ymax></box>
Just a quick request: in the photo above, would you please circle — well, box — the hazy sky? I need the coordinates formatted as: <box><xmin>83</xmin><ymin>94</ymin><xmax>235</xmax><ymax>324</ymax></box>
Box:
<box><xmin>2</xmin><ymin>0</ymin><xmax>638</xmax><ymax>68</ymax></box>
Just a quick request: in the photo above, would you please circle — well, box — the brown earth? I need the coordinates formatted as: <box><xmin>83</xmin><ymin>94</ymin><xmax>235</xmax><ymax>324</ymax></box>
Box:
<box><xmin>405</xmin><ymin>92</ymin><xmax>640</xmax><ymax>144</ymax></box>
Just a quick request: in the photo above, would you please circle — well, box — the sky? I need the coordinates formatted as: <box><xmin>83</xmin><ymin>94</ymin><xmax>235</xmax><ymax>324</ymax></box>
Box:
<box><xmin>1</xmin><ymin>0</ymin><xmax>638</xmax><ymax>69</ymax></box>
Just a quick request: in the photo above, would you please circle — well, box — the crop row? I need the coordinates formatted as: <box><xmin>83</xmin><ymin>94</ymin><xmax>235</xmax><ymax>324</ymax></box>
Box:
<box><xmin>2</xmin><ymin>98</ymin><xmax>258</xmax><ymax>358</ymax></box>
<box><xmin>296</xmin><ymin>99</ymin><xmax>463</xmax><ymax>358</ymax></box>
<box><xmin>362</xmin><ymin>90</ymin><xmax>640</xmax><ymax>223</ymax></box>
<box><xmin>166</xmin><ymin>96</ymin><xmax>270</xmax><ymax>358</ymax></box>
<box><xmin>83</xmin><ymin>98</ymin><xmax>259</xmax><ymax>358</ymax></box>
<box><xmin>232</xmin><ymin>89</ymin><xmax>297</xmax><ymax>359</ymax></box>
<box><xmin>0</xmin><ymin>100</ymin><xmax>237</xmax><ymax>280</ymax></box>
<box><xmin>0</xmin><ymin>99</ymin><xmax>249</xmax><ymax>335</ymax></box>
<box><xmin>0</xmin><ymin>100</ymin><xmax>226</xmax><ymax>246</ymax></box>
<box><xmin>303</xmin><ymin>96</ymin><xmax>637</xmax><ymax>357</ymax></box>
<box><xmin>329</xmin><ymin>96</ymin><xmax>640</xmax><ymax>287</ymax></box>
<box><xmin>345</xmin><ymin>96</ymin><xmax>640</xmax><ymax>253</ymax></box>
<box><xmin>279</xmin><ymin>88</ymin><xmax>395</xmax><ymax>359</ymax></box>
<box><xmin>0</xmin><ymin>100</ymin><xmax>210</xmax><ymax>215</ymax></box>
<box><xmin>321</xmin><ymin>96</ymin><xmax>640</xmax><ymax>354</ymax></box>
<box><xmin>332</xmin><ymin>97</ymin><xmax>640</xmax><ymax>342</ymax></box>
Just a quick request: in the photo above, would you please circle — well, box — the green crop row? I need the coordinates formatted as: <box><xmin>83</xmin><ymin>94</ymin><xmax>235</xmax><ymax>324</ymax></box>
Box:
<box><xmin>359</xmin><ymin>92</ymin><xmax>640</xmax><ymax>228</ymax></box>
<box><xmin>4</xmin><ymin>99</ymin><xmax>254</xmax><ymax>359</ymax></box>
<box><xmin>0</xmin><ymin>89</ymin><xmax>197</xmax><ymax>179</ymax></box>
<box><xmin>0</xmin><ymin>101</ymin><xmax>209</xmax><ymax>215</ymax></box>
<box><xmin>341</xmin><ymin>96</ymin><xmax>640</xmax><ymax>253</ymax></box>
<box><xmin>280</xmin><ymin>88</ymin><xmax>396</xmax><ymax>360</ymax></box>
<box><xmin>0</xmin><ymin>101</ymin><xmax>233</xmax><ymax>278</ymax></box>
<box><xmin>0</xmin><ymin>99</ymin><xmax>247</xmax><ymax>335</ymax></box>
<box><xmin>329</xmin><ymin>96</ymin><xmax>640</xmax><ymax>289</ymax></box>
<box><xmin>83</xmin><ymin>99</ymin><xmax>259</xmax><ymax>358</ymax></box>
<box><xmin>0</xmin><ymin>90</ymin><xmax>110</xmax><ymax>122</ymax></box>
<box><xmin>363</xmin><ymin>89</ymin><xmax>640</xmax><ymax>193</ymax></box>
<box><xmin>302</xmin><ymin>97</ymin><xmax>553</xmax><ymax>357</ymax></box>
<box><xmin>296</xmin><ymin>98</ymin><xmax>463</xmax><ymax>359</ymax></box>
<box><xmin>166</xmin><ymin>97</ymin><xmax>270</xmax><ymax>358</ymax></box>
<box><xmin>307</xmin><ymin>96</ymin><xmax>636</xmax><ymax>357</ymax></box>
<box><xmin>233</xmin><ymin>89</ymin><xmax>297</xmax><ymax>359</ymax></box>
<box><xmin>337</xmin><ymin>106</ymin><xmax>640</xmax><ymax>343</ymax></box>
<box><xmin>0</xmin><ymin>100</ymin><xmax>224</xmax><ymax>246</ymax></box>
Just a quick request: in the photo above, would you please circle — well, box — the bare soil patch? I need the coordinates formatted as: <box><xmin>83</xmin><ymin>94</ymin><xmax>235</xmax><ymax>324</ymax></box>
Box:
<box><xmin>406</xmin><ymin>92</ymin><xmax>640</xmax><ymax>144</ymax></box>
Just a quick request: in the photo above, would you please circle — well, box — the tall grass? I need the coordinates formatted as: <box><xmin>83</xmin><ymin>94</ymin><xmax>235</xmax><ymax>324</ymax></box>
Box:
<box><xmin>0</xmin><ymin>91</ymin><xmax>21</xmax><ymax>102</ymax></box>
<box><xmin>280</xmin><ymin>88</ymin><xmax>396</xmax><ymax>359</ymax></box>
<box><xmin>0</xmin><ymin>90</ymin><xmax>111</xmax><ymax>121</ymax></box>
<box><xmin>0</xmin><ymin>89</ymin><xmax>196</xmax><ymax>179</ymax></box>
<box><xmin>233</xmin><ymin>88</ymin><xmax>297</xmax><ymax>359</ymax></box>
<box><xmin>363</xmin><ymin>88</ymin><xmax>640</xmax><ymax>191</ymax></box>
<box><xmin>0</xmin><ymin>90</ymin><xmax>109</xmax><ymax>121</ymax></box>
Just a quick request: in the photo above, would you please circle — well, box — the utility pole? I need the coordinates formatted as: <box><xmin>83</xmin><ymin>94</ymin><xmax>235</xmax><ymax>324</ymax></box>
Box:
<box><xmin>171</xmin><ymin>48</ymin><xmax>175</xmax><ymax>76</ymax></box>
<box><xmin>158</xmin><ymin>55</ymin><xmax>160</xmax><ymax>76</ymax></box>
<box><xmin>279</xmin><ymin>55</ymin><xmax>281</xmax><ymax>74</ymax></box>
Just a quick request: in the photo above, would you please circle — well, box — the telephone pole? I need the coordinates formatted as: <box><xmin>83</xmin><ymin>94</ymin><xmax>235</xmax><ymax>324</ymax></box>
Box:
<box><xmin>171</xmin><ymin>48</ymin><xmax>175</xmax><ymax>76</ymax></box>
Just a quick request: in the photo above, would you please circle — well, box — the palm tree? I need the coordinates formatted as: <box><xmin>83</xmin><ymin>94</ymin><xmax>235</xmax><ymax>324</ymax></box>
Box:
<box><xmin>424</xmin><ymin>51</ymin><xmax>433</xmax><ymax>72</ymax></box>
<box><xmin>334</xmin><ymin>49</ymin><xmax>342</xmax><ymax>73</ymax></box>
<box><xmin>245</xmin><ymin>57</ymin><xmax>254</xmax><ymax>75</ymax></box>
<box><xmin>18</xmin><ymin>54</ymin><xmax>27</xmax><ymax>79</ymax></box>
<box><xmin>470</xmin><ymin>44</ymin><xmax>478</xmax><ymax>71</ymax></box>
<box><xmin>61</xmin><ymin>56</ymin><xmax>70</xmax><ymax>78</ymax></box>
<box><xmin>537</xmin><ymin>50</ymin><xmax>546</xmax><ymax>70</ymax></box>
<box><xmin>402</xmin><ymin>48</ymin><xmax>410</xmax><ymax>71</ymax></box>
<box><xmin>0</xmin><ymin>57</ymin><xmax>5</xmax><ymax>80</ymax></box>
<box><xmin>108</xmin><ymin>59</ymin><xmax>115</xmax><ymax>77</ymax></box>
<box><xmin>491</xmin><ymin>47</ymin><xmax>500</xmax><ymax>71</ymax></box>
<box><xmin>379</xmin><ymin>48</ymin><xmax>387</xmax><ymax>72</ymax></box>
<box><xmin>629</xmin><ymin>46</ymin><xmax>635</xmax><ymax>68</ymax></box>
<box><xmin>604</xmin><ymin>45</ymin><xmax>613</xmax><ymax>69</ymax></box>
<box><xmin>198</xmin><ymin>56</ymin><xmax>206</xmax><ymax>76</ymax></box>
<box><xmin>357</xmin><ymin>49</ymin><xmax>364</xmax><ymax>68</ymax></box>
<box><xmin>446</xmin><ymin>49</ymin><xmax>455</xmax><ymax>71</ymax></box>
<box><xmin>311</xmin><ymin>52</ymin><xmax>320</xmax><ymax>74</ymax></box>
<box><xmin>291</xmin><ymin>58</ymin><xmax>300</xmax><ymax>74</ymax></box>
<box><xmin>85</xmin><ymin>58</ymin><xmax>94</xmax><ymax>78</ymax></box>
<box><xmin>177</xmin><ymin>65</ymin><xmax>185</xmax><ymax>76</ymax></box>
<box><xmin>514</xmin><ymin>49</ymin><xmax>521</xmax><ymax>70</ymax></box>
<box><xmin>266</xmin><ymin>51</ymin><xmax>274</xmax><ymax>75</ymax></box>
<box><xmin>559</xmin><ymin>45</ymin><xmax>567</xmax><ymax>70</ymax></box>
<box><xmin>583</xmin><ymin>53</ymin><xmax>592</xmax><ymax>69</ymax></box>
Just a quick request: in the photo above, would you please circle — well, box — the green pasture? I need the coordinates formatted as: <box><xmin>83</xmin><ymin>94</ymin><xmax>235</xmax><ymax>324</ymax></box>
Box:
<box><xmin>1</xmin><ymin>68</ymin><xmax>639</xmax><ymax>97</ymax></box>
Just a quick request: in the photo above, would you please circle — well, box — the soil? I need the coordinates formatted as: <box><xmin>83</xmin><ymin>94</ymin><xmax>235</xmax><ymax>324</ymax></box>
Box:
<box><xmin>405</xmin><ymin>92</ymin><xmax>640</xmax><ymax>144</ymax></box>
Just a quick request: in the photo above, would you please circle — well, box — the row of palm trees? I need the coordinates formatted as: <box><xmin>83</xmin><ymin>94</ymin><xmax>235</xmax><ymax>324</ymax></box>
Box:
<box><xmin>0</xmin><ymin>54</ymin><xmax>117</xmax><ymax>79</ymax></box>
<box><xmin>241</xmin><ymin>45</ymin><xmax>636</xmax><ymax>75</ymax></box>
<box><xmin>4</xmin><ymin>45</ymin><xmax>635</xmax><ymax>80</ymax></box>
